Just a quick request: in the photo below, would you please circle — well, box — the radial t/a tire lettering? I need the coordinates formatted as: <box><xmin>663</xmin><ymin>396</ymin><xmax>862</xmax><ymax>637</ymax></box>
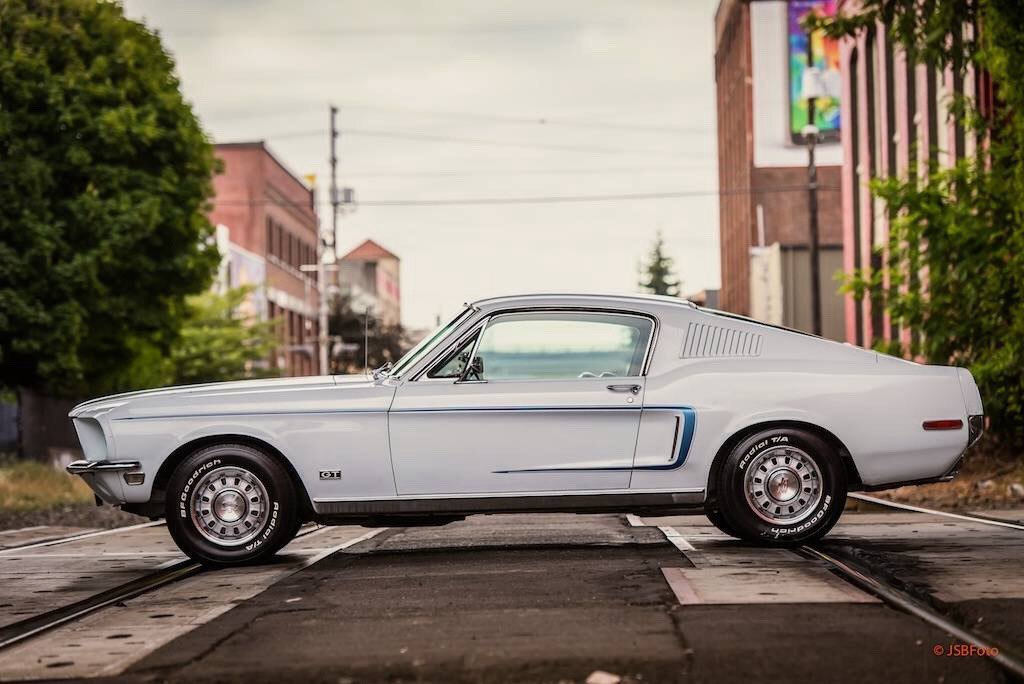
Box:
<box><xmin>164</xmin><ymin>443</ymin><xmax>300</xmax><ymax>565</ymax></box>
<box><xmin>715</xmin><ymin>428</ymin><xmax>846</xmax><ymax>545</ymax></box>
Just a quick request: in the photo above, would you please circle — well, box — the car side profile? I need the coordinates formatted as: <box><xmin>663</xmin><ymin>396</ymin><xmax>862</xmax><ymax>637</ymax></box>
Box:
<box><xmin>67</xmin><ymin>293</ymin><xmax>985</xmax><ymax>565</ymax></box>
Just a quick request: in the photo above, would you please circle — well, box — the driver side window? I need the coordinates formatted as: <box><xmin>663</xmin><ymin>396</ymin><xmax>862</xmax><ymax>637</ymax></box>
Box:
<box><xmin>472</xmin><ymin>311</ymin><xmax>652</xmax><ymax>381</ymax></box>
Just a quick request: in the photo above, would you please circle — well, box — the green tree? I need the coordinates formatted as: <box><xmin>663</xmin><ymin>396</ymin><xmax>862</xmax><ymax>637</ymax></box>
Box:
<box><xmin>0</xmin><ymin>0</ymin><xmax>220</xmax><ymax>397</ymax></box>
<box><xmin>328</xmin><ymin>295</ymin><xmax>409</xmax><ymax>374</ymax></box>
<box><xmin>167</xmin><ymin>287</ymin><xmax>279</xmax><ymax>385</ymax></box>
<box><xmin>640</xmin><ymin>232</ymin><xmax>681</xmax><ymax>297</ymax></box>
<box><xmin>109</xmin><ymin>287</ymin><xmax>279</xmax><ymax>388</ymax></box>
<box><xmin>813</xmin><ymin>0</ymin><xmax>1024</xmax><ymax>443</ymax></box>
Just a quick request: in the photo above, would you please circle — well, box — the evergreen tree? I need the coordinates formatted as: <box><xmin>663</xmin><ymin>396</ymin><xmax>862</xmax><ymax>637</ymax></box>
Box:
<box><xmin>640</xmin><ymin>232</ymin><xmax>681</xmax><ymax>297</ymax></box>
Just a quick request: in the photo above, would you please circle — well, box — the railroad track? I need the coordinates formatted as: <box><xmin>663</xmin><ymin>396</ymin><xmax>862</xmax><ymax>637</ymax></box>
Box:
<box><xmin>0</xmin><ymin>522</ymin><xmax>333</xmax><ymax>652</ymax></box>
<box><xmin>804</xmin><ymin>494</ymin><xmax>1024</xmax><ymax>679</ymax></box>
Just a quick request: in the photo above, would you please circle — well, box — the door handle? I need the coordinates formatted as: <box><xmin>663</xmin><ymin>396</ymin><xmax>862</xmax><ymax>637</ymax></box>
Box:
<box><xmin>607</xmin><ymin>384</ymin><xmax>641</xmax><ymax>395</ymax></box>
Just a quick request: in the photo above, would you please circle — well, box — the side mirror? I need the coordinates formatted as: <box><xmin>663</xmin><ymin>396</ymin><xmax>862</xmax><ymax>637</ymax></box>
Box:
<box><xmin>461</xmin><ymin>356</ymin><xmax>484</xmax><ymax>382</ymax></box>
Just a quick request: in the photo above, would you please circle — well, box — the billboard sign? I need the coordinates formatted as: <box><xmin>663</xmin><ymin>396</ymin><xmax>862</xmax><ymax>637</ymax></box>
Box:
<box><xmin>788</xmin><ymin>0</ymin><xmax>841</xmax><ymax>143</ymax></box>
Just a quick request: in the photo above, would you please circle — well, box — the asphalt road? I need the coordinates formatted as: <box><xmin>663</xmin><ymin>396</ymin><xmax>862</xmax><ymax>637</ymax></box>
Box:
<box><xmin>0</xmin><ymin>509</ymin><xmax>1020</xmax><ymax>683</ymax></box>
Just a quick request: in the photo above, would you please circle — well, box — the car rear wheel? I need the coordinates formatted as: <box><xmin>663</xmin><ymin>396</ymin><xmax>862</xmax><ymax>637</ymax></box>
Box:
<box><xmin>714</xmin><ymin>428</ymin><xmax>846</xmax><ymax>545</ymax></box>
<box><xmin>165</xmin><ymin>443</ymin><xmax>300</xmax><ymax>566</ymax></box>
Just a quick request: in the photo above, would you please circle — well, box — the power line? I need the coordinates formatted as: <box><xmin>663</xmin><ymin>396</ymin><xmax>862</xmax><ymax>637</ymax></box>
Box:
<box><xmin>267</xmin><ymin>126</ymin><xmax>692</xmax><ymax>157</ymax></box>
<box><xmin>327</xmin><ymin>102</ymin><xmax>701</xmax><ymax>135</ymax></box>
<box><xmin>213</xmin><ymin>185</ymin><xmax>841</xmax><ymax>209</ymax></box>
<box><xmin>342</xmin><ymin>166</ymin><xmax>708</xmax><ymax>178</ymax></box>
<box><xmin>204</xmin><ymin>102</ymin><xmax>700</xmax><ymax>135</ymax></box>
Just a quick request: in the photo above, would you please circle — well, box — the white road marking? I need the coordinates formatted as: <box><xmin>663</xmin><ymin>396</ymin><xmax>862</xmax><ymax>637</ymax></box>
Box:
<box><xmin>0</xmin><ymin>520</ymin><xmax>165</xmax><ymax>555</ymax></box>
<box><xmin>657</xmin><ymin>526</ymin><xmax>696</xmax><ymax>551</ymax></box>
<box><xmin>625</xmin><ymin>514</ymin><xmax>645</xmax><ymax>527</ymax></box>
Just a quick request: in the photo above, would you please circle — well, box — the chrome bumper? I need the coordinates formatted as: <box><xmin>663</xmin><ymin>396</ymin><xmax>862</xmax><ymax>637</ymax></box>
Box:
<box><xmin>967</xmin><ymin>414</ymin><xmax>985</xmax><ymax>448</ymax></box>
<box><xmin>66</xmin><ymin>459</ymin><xmax>141</xmax><ymax>474</ymax></box>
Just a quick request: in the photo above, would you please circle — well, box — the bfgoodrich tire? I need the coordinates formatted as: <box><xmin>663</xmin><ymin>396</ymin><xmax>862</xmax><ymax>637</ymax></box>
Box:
<box><xmin>165</xmin><ymin>444</ymin><xmax>300</xmax><ymax>566</ymax></box>
<box><xmin>716</xmin><ymin>428</ymin><xmax>846</xmax><ymax>546</ymax></box>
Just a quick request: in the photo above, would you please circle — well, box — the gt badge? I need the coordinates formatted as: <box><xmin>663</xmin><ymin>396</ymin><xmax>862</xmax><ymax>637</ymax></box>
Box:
<box><xmin>319</xmin><ymin>470</ymin><xmax>342</xmax><ymax>480</ymax></box>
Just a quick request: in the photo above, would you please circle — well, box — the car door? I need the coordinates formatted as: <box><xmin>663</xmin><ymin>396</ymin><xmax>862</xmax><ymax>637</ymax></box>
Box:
<box><xmin>388</xmin><ymin>309</ymin><xmax>655</xmax><ymax>496</ymax></box>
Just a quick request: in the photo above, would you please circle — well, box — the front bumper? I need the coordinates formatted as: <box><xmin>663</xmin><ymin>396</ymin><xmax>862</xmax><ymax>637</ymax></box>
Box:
<box><xmin>66</xmin><ymin>459</ymin><xmax>141</xmax><ymax>475</ymax></box>
<box><xmin>66</xmin><ymin>460</ymin><xmax>144</xmax><ymax>504</ymax></box>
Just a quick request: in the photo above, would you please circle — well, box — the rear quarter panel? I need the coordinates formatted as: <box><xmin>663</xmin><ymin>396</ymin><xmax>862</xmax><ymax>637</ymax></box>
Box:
<box><xmin>636</xmin><ymin>309</ymin><xmax>969</xmax><ymax>491</ymax></box>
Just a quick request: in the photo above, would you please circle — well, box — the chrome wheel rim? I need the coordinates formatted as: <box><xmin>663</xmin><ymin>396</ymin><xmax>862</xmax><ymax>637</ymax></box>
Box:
<box><xmin>189</xmin><ymin>466</ymin><xmax>269</xmax><ymax>546</ymax></box>
<box><xmin>743</xmin><ymin>446</ymin><xmax>823</xmax><ymax>524</ymax></box>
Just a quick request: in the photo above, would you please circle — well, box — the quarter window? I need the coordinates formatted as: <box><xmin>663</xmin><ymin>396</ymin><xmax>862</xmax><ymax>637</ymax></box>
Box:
<box><xmin>427</xmin><ymin>333</ymin><xmax>479</xmax><ymax>379</ymax></box>
<box><xmin>473</xmin><ymin>312</ymin><xmax>652</xmax><ymax>381</ymax></box>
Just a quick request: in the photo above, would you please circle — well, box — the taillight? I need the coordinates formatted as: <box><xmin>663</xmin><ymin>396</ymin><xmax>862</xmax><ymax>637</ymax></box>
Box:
<box><xmin>922</xmin><ymin>419</ymin><xmax>964</xmax><ymax>431</ymax></box>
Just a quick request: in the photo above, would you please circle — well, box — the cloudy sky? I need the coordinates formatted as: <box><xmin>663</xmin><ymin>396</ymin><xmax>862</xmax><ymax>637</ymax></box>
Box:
<box><xmin>122</xmin><ymin>0</ymin><xmax>721</xmax><ymax>330</ymax></box>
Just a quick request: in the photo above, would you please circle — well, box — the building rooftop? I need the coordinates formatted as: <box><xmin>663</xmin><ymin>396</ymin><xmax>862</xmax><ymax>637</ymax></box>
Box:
<box><xmin>340</xmin><ymin>239</ymin><xmax>400</xmax><ymax>262</ymax></box>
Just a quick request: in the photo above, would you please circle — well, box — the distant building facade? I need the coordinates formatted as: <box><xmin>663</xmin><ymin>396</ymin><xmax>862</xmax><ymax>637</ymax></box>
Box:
<box><xmin>714</xmin><ymin>0</ymin><xmax>846</xmax><ymax>340</ymax></box>
<box><xmin>209</xmin><ymin>141</ymin><xmax>322</xmax><ymax>376</ymax></box>
<box><xmin>836</xmin><ymin>12</ymin><xmax>992</xmax><ymax>348</ymax></box>
<box><xmin>337</xmin><ymin>239</ymin><xmax>401</xmax><ymax>327</ymax></box>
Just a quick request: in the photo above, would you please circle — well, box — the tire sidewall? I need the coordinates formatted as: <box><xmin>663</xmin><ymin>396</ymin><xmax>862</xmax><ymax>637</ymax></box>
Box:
<box><xmin>719</xmin><ymin>428</ymin><xmax>846</xmax><ymax>544</ymax></box>
<box><xmin>165</xmin><ymin>444</ymin><xmax>298</xmax><ymax>565</ymax></box>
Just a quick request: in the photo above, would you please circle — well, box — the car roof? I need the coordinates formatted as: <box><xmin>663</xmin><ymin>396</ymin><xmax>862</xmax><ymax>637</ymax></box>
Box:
<box><xmin>468</xmin><ymin>292</ymin><xmax>698</xmax><ymax>311</ymax></box>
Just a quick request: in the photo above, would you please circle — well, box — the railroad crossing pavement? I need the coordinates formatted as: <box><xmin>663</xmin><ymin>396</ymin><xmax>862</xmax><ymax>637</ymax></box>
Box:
<box><xmin>0</xmin><ymin>509</ymin><xmax>1020</xmax><ymax>682</ymax></box>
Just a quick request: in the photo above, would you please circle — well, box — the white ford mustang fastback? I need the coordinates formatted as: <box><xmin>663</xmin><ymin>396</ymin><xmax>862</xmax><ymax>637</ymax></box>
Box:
<box><xmin>67</xmin><ymin>294</ymin><xmax>984</xmax><ymax>564</ymax></box>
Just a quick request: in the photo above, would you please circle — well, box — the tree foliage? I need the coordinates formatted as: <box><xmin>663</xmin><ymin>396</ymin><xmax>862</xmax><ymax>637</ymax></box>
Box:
<box><xmin>167</xmin><ymin>287</ymin><xmax>278</xmax><ymax>386</ymax></box>
<box><xmin>0</xmin><ymin>0</ymin><xmax>220</xmax><ymax>397</ymax></box>
<box><xmin>106</xmin><ymin>287</ymin><xmax>279</xmax><ymax>388</ymax></box>
<box><xmin>640</xmin><ymin>232</ymin><xmax>681</xmax><ymax>297</ymax></box>
<box><xmin>815</xmin><ymin>0</ymin><xmax>1024</xmax><ymax>442</ymax></box>
<box><xmin>328</xmin><ymin>294</ymin><xmax>409</xmax><ymax>375</ymax></box>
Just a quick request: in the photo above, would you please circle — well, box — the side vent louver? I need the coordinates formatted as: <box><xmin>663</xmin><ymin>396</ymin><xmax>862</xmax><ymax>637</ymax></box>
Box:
<box><xmin>680</xmin><ymin>322</ymin><xmax>764</xmax><ymax>358</ymax></box>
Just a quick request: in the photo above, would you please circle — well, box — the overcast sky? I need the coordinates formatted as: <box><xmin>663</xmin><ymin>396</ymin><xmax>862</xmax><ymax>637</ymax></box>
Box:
<box><xmin>122</xmin><ymin>0</ymin><xmax>721</xmax><ymax>330</ymax></box>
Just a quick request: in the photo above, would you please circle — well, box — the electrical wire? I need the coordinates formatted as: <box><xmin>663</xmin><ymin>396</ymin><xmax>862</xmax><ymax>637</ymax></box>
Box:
<box><xmin>213</xmin><ymin>185</ymin><xmax>840</xmax><ymax>209</ymax></box>
<box><xmin>264</xmin><ymin>127</ymin><xmax>694</xmax><ymax>157</ymax></box>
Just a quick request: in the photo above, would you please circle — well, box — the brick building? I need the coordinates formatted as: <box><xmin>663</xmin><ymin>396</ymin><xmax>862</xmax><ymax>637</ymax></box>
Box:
<box><xmin>209</xmin><ymin>142</ymin><xmax>322</xmax><ymax>376</ymax></box>
<box><xmin>714</xmin><ymin>0</ymin><xmax>846</xmax><ymax>340</ymax></box>
<box><xmin>836</xmin><ymin>15</ymin><xmax>990</xmax><ymax>348</ymax></box>
<box><xmin>337</xmin><ymin>239</ymin><xmax>401</xmax><ymax>327</ymax></box>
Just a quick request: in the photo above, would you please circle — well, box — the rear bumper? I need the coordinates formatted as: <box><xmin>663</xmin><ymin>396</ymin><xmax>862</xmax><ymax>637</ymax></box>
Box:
<box><xmin>967</xmin><ymin>413</ymin><xmax>985</xmax><ymax>448</ymax></box>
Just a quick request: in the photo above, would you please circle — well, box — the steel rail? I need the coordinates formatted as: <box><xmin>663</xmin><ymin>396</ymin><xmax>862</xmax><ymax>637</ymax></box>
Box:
<box><xmin>0</xmin><ymin>520</ymin><xmax>166</xmax><ymax>555</ymax></box>
<box><xmin>849</xmin><ymin>493</ymin><xmax>1024</xmax><ymax>532</ymax></box>
<box><xmin>0</xmin><ymin>559</ymin><xmax>202</xmax><ymax>651</ymax></box>
<box><xmin>0</xmin><ymin>523</ymin><xmax>329</xmax><ymax>651</ymax></box>
<box><xmin>802</xmin><ymin>544</ymin><xmax>1024</xmax><ymax>679</ymax></box>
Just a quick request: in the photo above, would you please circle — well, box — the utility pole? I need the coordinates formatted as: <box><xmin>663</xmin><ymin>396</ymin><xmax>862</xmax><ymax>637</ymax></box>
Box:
<box><xmin>804</xmin><ymin>122</ymin><xmax>822</xmax><ymax>337</ymax></box>
<box><xmin>802</xmin><ymin>34</ymin><xmax>824</xmax><ymax>337</ymax></box>
<box><xmin>329</xmin><ymin>104</ymin><xmax>340</xmax><ymax>256</ymax></box>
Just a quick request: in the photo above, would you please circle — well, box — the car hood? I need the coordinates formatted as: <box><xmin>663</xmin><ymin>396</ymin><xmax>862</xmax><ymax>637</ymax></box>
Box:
<box><xmin>69</xmin><ymin>374</ymin><xmax>374</xmax><ymax>419</ymax></box>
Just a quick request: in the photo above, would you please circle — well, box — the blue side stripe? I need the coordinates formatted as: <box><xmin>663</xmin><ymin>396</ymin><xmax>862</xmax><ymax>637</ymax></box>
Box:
<box><xmin>493</xmin><ymin>406</ymin><xmax>696</xmax><ymax>473</ymax></box>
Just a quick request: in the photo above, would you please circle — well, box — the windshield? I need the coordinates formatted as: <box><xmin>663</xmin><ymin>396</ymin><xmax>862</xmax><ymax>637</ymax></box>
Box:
<box><xmin>387</xmin><ymin>306</ymin><xmax>475</xmax><ymax>378</ymax></box>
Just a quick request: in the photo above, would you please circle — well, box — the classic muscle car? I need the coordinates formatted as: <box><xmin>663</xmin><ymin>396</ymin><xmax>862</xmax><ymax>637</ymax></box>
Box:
<box><xmin>67</xmin><ymin>293</ymin><xmax>984</xmax><ymax>564</ymax></box>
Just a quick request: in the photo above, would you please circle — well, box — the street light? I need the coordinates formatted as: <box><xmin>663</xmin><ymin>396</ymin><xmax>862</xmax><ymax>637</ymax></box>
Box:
<box><xmin>801</xmin><ymin>64</ymin><xmax>826</xmax><ymax>337</ymax></box>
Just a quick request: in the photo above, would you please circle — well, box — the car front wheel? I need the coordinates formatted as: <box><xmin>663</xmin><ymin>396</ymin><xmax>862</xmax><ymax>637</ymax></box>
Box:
<box><xmin>165</xmin><ymin>443</ymin><xmax>300</xmax><ymax>565</ymax></box>
<box><xmin>714</xmin><ymin>428</ymin><xmax>846</xmax><ymax>545</ymax></box>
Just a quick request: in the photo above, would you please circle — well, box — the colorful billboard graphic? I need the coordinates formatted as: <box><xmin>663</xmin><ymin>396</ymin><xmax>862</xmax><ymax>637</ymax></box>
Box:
<box><xmin>788</xmin><ymin>0</ymin><xmax>841</xmax><ymax>143</ymax></box>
